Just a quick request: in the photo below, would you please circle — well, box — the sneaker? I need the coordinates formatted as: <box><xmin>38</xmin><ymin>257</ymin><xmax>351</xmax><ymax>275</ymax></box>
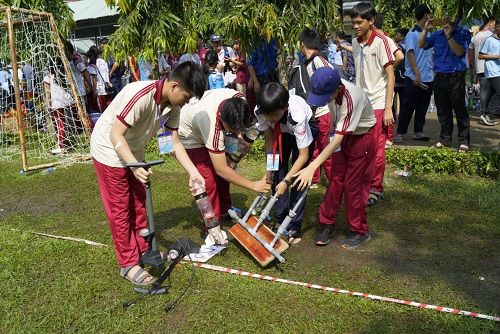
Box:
<box><xmin>315</xmin><ymin>225</ymin><xmax>335</xmax><ymax>246</ymax></box>
<box><xmin>393</xmin><ymin>134</ymin><xmax>403</xmax><ymax>143</ymax></box>
<box><xmin>385</xmin><ymin>140</ymin><xmax>393</xmax><ymax>149</ymax></box>
<box><xmin>341</xmin><ymin>231</ymin><xmax>371</xmax><ymax>249</ymax></box>
<box><xmin>50</xmin><ymin>147</ymin><xmax>65</xmax><ymax>154</ymax></box>
<box><xmin>309</xmin><ymin>182</ymin><xmax>319</xmax><ymax>189</ymax></box>
<box><xmin>480</xmin><ymin>114</ymin><xmax>498</xmax><ymax>126</ymax></box>
<box><xmin>413</xmin><ymin>133</ymin><xmax>431</xmax><ymax>141</ymax></box>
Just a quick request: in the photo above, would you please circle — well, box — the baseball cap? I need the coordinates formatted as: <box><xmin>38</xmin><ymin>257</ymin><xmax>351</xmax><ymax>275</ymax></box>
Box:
<box><xmin>307</xmin><ymin>66</ymin><xmax>342</xmax><ymax>107</ymax></box>
<box><xmin>210</xmin><ymin>34</ymin><xmax>222</xmax><ymax>42</ymax></box>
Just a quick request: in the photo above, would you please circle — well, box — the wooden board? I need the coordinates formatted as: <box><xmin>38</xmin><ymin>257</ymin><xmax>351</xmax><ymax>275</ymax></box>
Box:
<box><xmin>229</xmin><ymin>215</ymin><xmax>289</xmax><ymax>266</ymax></box>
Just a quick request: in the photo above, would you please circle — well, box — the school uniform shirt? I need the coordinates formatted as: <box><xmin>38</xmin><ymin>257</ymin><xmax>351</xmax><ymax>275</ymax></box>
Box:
<box><xmin>178</xmin><ymin>88</ymin><xmax>245</xmax><ymax>152</ymax></box>
<box><xmin>480</xmin><ymin>35</ymin><xmax>500</xmax><ymax>79</ymax></box>
<box><xmin>306</xmin><ymin>53</ymin><xmax>333</xmax><ymax>118</ymax></box>
<box><xmin>44</xmin><ymin>73</ymin><xmax>73</xmax><ymax>109</ymax></box>
<box><xmin>404</xmin><ymin>25</ymin><xmax>434</xmax><ymax>82</ymax></box>
<box><xmin>96</xmin><ymin>58</ymin><xmax>112</xmax><ymax>96</ymax></box>
<box><xmin>254</xmin><ymin>94</ymin><xmax>314</xmax><ymax>149</ymax></box>
<box><xmin>328</xmin><ymin>79</ymin><xmax>376</xmax><ymax>135</ymax></box>
<box><xmin>90</xmin><ymin>80</ymin><xmax>180</xmax><ymax>167</ymax></box>
<box><xmin>69</xmin><ymin>52</ymin><xmax>88</xmax><ymax>97</ymax></box>
<box><xmin>352</xmin><ymin>29</ymin><xmax>395</xmax><ymax>109</ymax></box>
<box><xmin>470</xmin><ymin>28</ymin><xmax>493</xmax><ymax>75</ymax></box>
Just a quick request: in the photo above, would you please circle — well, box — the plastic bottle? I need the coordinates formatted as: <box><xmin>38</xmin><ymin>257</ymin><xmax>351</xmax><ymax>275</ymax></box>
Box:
<box><xmin>228</xmin><ymin>125</ymin><xmax>260</xmax><ymax>169</ymax></box>
<box><xmin>191</xmin><ymin>178</ymin><xmax>219</xmax><ymax>229</ymax></box>
<box><xmin>252</xmin><ymin>191</ymin><xmax>269</xmax><ymax>215</ymax></box>
<box><xmin>428</xmin><ymin>93</ymin><xmax>436</xmax><ymax>113</ymax></box>
<box><xmin>419</xmin><ymin>82</ymin><xmax>429</xmax><ymax>90</ymax></box>
<box><xmin>40</xmin><ymin>167</ymin><xmax>55</xmax><ymax>175</ymax></box>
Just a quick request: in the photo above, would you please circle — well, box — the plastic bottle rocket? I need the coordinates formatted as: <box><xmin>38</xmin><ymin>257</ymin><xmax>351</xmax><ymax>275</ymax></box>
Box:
<box><xmin>40</xmin><ymin>167</ymin><xmax>55</xmax><ymax>175</ymax></box>
<box><xmin>191</xmin><ymin>178</ymin><xmax>219</xmax><ymax>229</ymax></box>
<box><xmin>227</xmin><ymin>125</ymin><xmax>260</xmax><ymax>169</ymax></box>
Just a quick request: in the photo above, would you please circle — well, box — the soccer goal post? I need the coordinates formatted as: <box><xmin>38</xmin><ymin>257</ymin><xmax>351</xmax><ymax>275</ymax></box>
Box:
<box><xmin>0</xmin><ymin>6</ymin><xmax>92</xmax><ymax>172</ymax></box>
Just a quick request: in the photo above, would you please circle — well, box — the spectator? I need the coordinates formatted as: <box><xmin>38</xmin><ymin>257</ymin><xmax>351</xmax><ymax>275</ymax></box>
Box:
<box><xmin>203</xmin><ymin>50</ymin><xmax>225</xmax><ymax>90</ymax></box>
<box><xmin>350</xmin><ymin>3</ymin><xmax>395</xmax><ymax>206</ymax></box>
<box><xmin>94</xmin><ymin>50</ymin><xmax>114</xmax><ymax>112</ymax></box>
<box><xmin>64</xmin><ymin>40</ymin><xmax>92</xmax><ymax>115</ymax></box>
<box><xmin>418</xmin><ymin>16</ymin><xmax>471</xmax><ymax>152</ymax></box>
<box><xmin>247</xmin><ymin>36</ymin><xmax>279</xmax><ymax>93</ymax></box>
<box><xmin>90</xmin><ymin>61</ymin><xmax>206</xmax><ymax>285</ymax></box>
<box><xmin>179</xmin><ymin>50</ymin><xmax>202</xmax><ymax>67</ymax></box>
<box><xmin>395</xmin><ymin>5</ymin><xmax>435</xmax><ymax>143</ymax></box>
<box><xmin>335</xmin><ymin>31</ymin><xmax>355</xmax><ymax>82</ymax></box>
<box><xmin>231</xmin><ymin>40</ymin><xmax>247</xmax><ymax>96</ymax></box>
<box><xmin>84</xmin><ymin>50</ymin><xmax>99</xmax><ymax>114</ymax></box>
<box><xmin>298</xmin><ymin>27</ymin><xmax>334</xmax><ymax>189</ymax></box>
<box><xmin>478</xmin><ymin>18</ymin><xmax>500</xmax><ymax>126</ymax></box>
<box><xmin>129</xmin><ymin>55</ymin><xmax>141</xmax><ymax>83</ymax></box>
<box><xmin>158</xmin><ymin>49</ymin><xmax>172</xmax><ymax>80</ymax></box>
<box><xmin>255</xmin><ymin>82</ymin><xmax>318</xmax><ymax>245</ymax></box>
<box><xmin>177</xmin><ymin>88</ymin><xmax>271</xmax><ymax>232</ymax></box>
<box><xmin>392</xmin><ymin>28</ymin><xmax>409</xmax><ymax>127</ymax></box>
<box><xmin>471</xmin><ymin>17</ymin><xmax>496</xmax><ymax>125</ymax></box>
<box><xmin>195</xmin><ymin>33</ymin><xmax>209</xmax><ymax>66</ymax></box>
<box><xmin>138</xmin><ymin>56</ymin><xmax>154</xmax><ymax>81</ymax></box>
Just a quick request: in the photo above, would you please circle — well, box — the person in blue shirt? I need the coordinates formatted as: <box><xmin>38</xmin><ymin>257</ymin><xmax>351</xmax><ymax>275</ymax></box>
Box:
<box><xmin>418</xmin><ymin>15</ymin><xmax>471</xmax><ymax>152</ymax></box>
<box><xmin>247</xmin><ymin>37</ymin><xmax>279</xmax><ymax>94</ymax></box>
<box><xmin>394</xmin><ymin>4</ymin><xmax>435</xmax><ymax>143</ymax></box>
<box><xmin>478</xmin><ymin>18</ymin><xmax>500</xmax><ymax>126</ymax></box>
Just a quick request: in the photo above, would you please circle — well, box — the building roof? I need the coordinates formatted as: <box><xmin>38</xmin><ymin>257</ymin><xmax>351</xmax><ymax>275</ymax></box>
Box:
<box><xmin>67</xmin><ymin>0</ymin><xmax>119</xmax><ymax>21</ymax></box>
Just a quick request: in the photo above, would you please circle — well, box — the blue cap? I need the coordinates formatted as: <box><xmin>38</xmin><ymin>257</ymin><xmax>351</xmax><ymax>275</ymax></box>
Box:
<box><xmin>210</xmin><ymin>33</ymin><xmax>222</xmax><ymax>42</ymax></box>
<box><xmin>307</xmin><ymin>67</ymin><xmax>341</xmax><ymax>107</ymax></box>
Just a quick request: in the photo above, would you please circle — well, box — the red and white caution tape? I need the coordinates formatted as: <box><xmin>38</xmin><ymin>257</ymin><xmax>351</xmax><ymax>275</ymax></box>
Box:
<box><xmin>5</xmin><ymin>228</ymin><xmax>110</xmax><ymax>247</ymax></box>
<box><xmin>189</xmin><ymin>262</ymin><xmax>500</xmax><ymax>322</ymax></box>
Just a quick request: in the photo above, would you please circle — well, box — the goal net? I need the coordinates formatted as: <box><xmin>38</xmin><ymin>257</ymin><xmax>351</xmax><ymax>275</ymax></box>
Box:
<box><xmin>0</xmin><ymin>6</ymin><xmax>92</xmax><ymax>172</ymax></box>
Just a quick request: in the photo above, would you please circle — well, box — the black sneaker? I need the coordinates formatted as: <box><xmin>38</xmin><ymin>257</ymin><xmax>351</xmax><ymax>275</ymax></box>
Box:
<box><xmin>341</xmin><ymin>231</ymin><xmax>371</xmax><ymax>249</ymax></box>
<box><xmin>315</xmin><ymin>225</ymin><xmax>335</xmax><ymax>246</ymax></box>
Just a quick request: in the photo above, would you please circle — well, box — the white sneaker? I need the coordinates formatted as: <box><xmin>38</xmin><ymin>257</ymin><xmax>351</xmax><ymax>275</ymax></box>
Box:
<box><xmin>50</xmin><ymin>148</ymin><xmax>65</xmax><ymax>154</ymax></box>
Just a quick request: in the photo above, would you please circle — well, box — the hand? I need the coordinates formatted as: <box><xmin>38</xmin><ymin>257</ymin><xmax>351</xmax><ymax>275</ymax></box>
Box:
<box><xmin>383</xmin><ymin>108</ymin><xmax>394</xmax><ymax>126</ymax></box>
<box><xmin>189</xmin><ymin>172</ymin><xmax>205</xmax><ymax>192</ymax></box>
<box><xmin>252</xmin><ymin>178</ymin><xmax>271</xmax><ymax>193</ymax></box>
<box><xmin>443</xmin><ymin>18</ymin><xmax>453</xmax><ymax>37</ymax></box>
<box><xmin>131</xmin><ymin>167</ymin><xmax>152</xmax><ymax>185</ymax></box>
<box><xmin>275</xmin><ymin>181</ymin><xmax>288</xmax><ymax>196</ymax></box>
<box><xmin>413</xmin><ymin>73</ymin><xmax>421</xmax><ymax>86</ymax></box>
<box><xmin>248</xmin><ymin>78</ymin><xmax>254</xmax><ymax>90</ymax></box>
<box><xmin>424</xmin><ymin>18</ymin><xmax>434</xmax><ymax>30</ymax></box>
<box><xmin>207</xmin><ymin>226</ymin><xmax>228</xmax><ymax>245</ymax></box>
<box><xmin>253</xmin><ymin>80</ymin><xmax>261</xmax><ymax>94</ymax></box>
<box><xmin>292</xmin><ymin>167</ymin><xmax>314</xmax><ymax>191</ymax></box>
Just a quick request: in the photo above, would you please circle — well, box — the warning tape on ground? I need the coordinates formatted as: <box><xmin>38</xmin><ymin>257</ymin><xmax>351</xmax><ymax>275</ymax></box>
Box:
<box><xmin>5</xmin><ymin>228</ymin><xmax>110</xmax><ymax>247</ymax></box>
<box><xmin>188</xmin><ymin>262</ymin><xmax>500</xmax><ymax>322</ymax></box>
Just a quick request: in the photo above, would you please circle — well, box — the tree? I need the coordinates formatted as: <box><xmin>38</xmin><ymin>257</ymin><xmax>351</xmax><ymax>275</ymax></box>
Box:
<box><xmin>0</xmin><ymin>0</ymin><xmax>75</xmax><ymax>38</ymax></box>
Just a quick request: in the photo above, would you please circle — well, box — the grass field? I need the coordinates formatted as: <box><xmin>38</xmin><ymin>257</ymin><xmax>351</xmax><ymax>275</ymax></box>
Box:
<box><xmin>0</xmin><ymin>156</ymin><xmax>499</xmax><ymax>333</ymax></box>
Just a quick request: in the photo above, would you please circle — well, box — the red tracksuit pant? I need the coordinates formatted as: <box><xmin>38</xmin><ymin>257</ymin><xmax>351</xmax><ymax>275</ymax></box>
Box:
<box><xmin>93</xmin><ymin>158</ymin><xmax>148</xmax><ymax>268</ymax></box>
<box><xmin>371</xmin><ymin>109</ymin><xmax>387</xmax><ymax>194</ymax></box>
<box><xmin>318</xmin><ymin>126</ymin><xmax>376</xmax><ymax>234</ymax></box>
<box><xmin>311</xmin><ymin>113</ymin><xmax>333</xmax><ymax>184</ymax></box>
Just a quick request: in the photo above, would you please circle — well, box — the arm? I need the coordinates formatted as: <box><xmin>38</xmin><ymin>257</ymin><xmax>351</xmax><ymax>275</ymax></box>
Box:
<box><xmin>293</xmin><ymin>133</ymin><xmax>344</xmax><ymax>190</ymax></box>
<box><xmin>384</xmin><ymin>64</ymin><xmax>395</xmax><ymax>126</ymax></box>
<box><xmin>407</xmin><ymin>50</ymin><xmax>420</xmax><ymax>86</ymax></box>
<box><xmin>109</xmin><ymin>120</ymin><xmax>151</xmax><ymax>184</ymax></box>
<box><xmin>393</xmin><ymin>49</ymin><xmax>404</xmax><ymax>67</ymax></box>
<box><xmin>109</xmin><ymin>61</ymin><xmax>119</xmax><ymax>77</ymax></box>
<box><xmin>129</xmin><ymin>57</ymin><xmax>140</xmax><ymax>82</ymax></box>
<box><xmin>445</xmin><ymin>27</ymin><xmax>465</xmax><ymax>57</ymax></box>
<box><xmin>247</xmin><ymin>65</ymin><xmax>260</xmax><ymax>93</ymax></box>
<box><xmin>418</xmin><ymin>19</ymin><xmax>433</xmax><ymax>48</ymax></box>
<box><xmin>342</xmin><ymin>54</ymin><xmax>348</xmax><ymax>71</ymax></box>
<box><xmin>209</xmin><ymin>151</ymin><xmax>270</xmax><ymax>193</ymax></box>
<box><xmin>338</xmin><ymin>44</ymin><xmax>353</xmax><ymax>53</ymax></box>
<box><xmin>478</xmin><ymin>53</ymin><xmax>500</xmax><ymax>60</ymax></box>
<box><xmin>44</xmin><ymin>81</ymin><xmax>51</xmax><ymax>109</ymax></box>
<box><xmin>83</xmin><ymin>70</ymin><xmax>92</xmax><ymax>94</ymax></box>
<box><xmin>275</xmin><ymin>146</ymin><xmax>310</xmax><ymax>195</ymax></box>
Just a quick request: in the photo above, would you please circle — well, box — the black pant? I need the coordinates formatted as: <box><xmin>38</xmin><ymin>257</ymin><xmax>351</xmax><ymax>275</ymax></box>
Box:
<box><xmin>273</xmin><ymin>127</ymin><xmax>318</xmax><ymax>232</ymax></box>
<box><xmin>397</xmin><ymin>77</ymin><xmax>433</xmax><ymax>135</ymax></box>
<box><xmin>485</xmin><ymin>76</ymin><xmax>500</xmax><ymax>116</ymax></box>
<box><xmin>434</xmin><ymin>72</ymin><xmax>470</xmax><ymax>147</ymax></box>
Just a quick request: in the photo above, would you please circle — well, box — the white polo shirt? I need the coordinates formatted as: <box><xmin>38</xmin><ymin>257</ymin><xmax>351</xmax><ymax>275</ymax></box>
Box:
<box><xmin>254</xmin><ymin>94</ymin><xmax>314</xmax><ymax>149</ymax></box>
<box><xmin>328</xmin><ymin>79</ymin><xmax>376</xmax><ymax>135</ymax></box>
<box><xmin>306</xmin><ymin>53</ymin><xmax>333</xmax><ymax>118</ymax></box>
<box><xmin>352</xmin><ymin>29</ymin><xmax>395</xmax><ymax>109</ymax></box>
<box><xmin>178</xmin><ymin>89</ymin><xmax>245</xmax><ymax>152</ymax></box>
<box><xmin>90</xmin><ymin>80</ymin><xmax>180</xmax><ymax>167</ymax></box>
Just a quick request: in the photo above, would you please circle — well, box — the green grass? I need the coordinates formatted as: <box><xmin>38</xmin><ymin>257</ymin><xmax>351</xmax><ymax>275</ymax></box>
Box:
<box><xmin>0</xmin><ymin>156</ymin><xmax>499</xmax><ymax>334</ymax></box>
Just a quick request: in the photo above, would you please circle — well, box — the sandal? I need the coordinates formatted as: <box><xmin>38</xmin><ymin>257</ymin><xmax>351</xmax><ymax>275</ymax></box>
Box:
<box><xmin>457</xmin><ymin>145</ymin><xmax>469</xmax><ymax>153</ymax></box>
<box><xmin>367</xmin><ymin>190</ymin><xmax>384</xmax><ymax>207</ymax></box>
<box><xmin>288</xmin><ymin>230</ymin><xmax>302</xmax><ymax>245</ymax></box>
<box><xmin>120</xmin><ymin>265</ymin><xmax>156</xmax><ymax>286</ymax></box>
<box><xmin>431</xmin><ymin>142</ymin><xmax>446</xmax><ymax>149</ymax></box>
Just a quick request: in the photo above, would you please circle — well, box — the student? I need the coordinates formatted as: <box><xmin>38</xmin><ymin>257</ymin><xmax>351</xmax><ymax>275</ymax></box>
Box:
<box><xmin>90</xmin><ymin>61</ymin><xmax>206</xmax><ymax>286</ymax></box>
<box><xmin>350</xmin><ymin>3</ymin><xmax>395</xmax><ymax>206</ymax></box>
<box><xmin>293</xmin><ymin>67</ymin><xmax>377</xmax><ymax>249</ymax></box>
<box><xmin>178</xmin><ymin>88</ymin><xmax>271</xmax><ymax>239</ymax></box>
<box><xmin>254</xmin><ymin>82</ymin><xmax>318</xmax><ymax>245</ymax></box>
<box><xmin>203</xmin><ymin>50</ymin><xmax>225</xmax><ymax>90</ymax></box>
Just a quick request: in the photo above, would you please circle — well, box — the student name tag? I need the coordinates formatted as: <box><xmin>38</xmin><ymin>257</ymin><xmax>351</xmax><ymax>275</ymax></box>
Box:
<box><xmin>266</xmin><ymin>151</ymin><xmax>279</xmax><ymax>171</ymax></box>
<box><xmin>225</xmin><ymin>134</ymin><xmax>238</xmax><ymax>154</ymax></box>
<box><xmin>158</xmin><ymin>132</ymin><xmax>173</xmax><ymax>155</ymax></box>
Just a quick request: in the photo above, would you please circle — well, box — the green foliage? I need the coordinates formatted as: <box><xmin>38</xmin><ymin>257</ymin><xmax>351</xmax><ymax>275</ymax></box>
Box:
<box><xmin>386</xmin><ymin>147</ymin><xmax>500</xmax><ymax>179</ymax></box>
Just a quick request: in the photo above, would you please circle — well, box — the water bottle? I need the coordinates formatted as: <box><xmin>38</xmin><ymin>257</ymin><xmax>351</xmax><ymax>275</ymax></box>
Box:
<box><xmin>191</xmin><ymin>178</ymin><xmax>219</xmax><ymax>229</ymax></box>
<box><xmin>252</xmin><ymin>191</ymin><xmax>269</xmax><ymax>215</ymax></box>
<box><xmin>228</xmin><ymin>125</ymin><xmax>260</xmax><ymax>169</ymax></box>
<box><xmin>40</xmin><ymin>167</ymin><xmax>55</xmax><ymax>175</ymax></box>
<box><xmin>428</xmin><ymin>93</ymin><xmax>436</xmax><ymax>113</ymax></box>
<box><xmin>419</xmin><ymin>82</ymin><xmax>429</xmax><ymax>90</ymax></box>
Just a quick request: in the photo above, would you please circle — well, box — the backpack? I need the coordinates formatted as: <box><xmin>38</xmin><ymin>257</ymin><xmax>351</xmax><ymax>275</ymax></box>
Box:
<box><xmin>287</xmin><ymin>54</ymin><xmax>318</xmax><ymax>101</ymax></box>
<box><xmin>395</xmin><ymin>43</ymin><xmax>406</xmax><ymax>84</ymax></box>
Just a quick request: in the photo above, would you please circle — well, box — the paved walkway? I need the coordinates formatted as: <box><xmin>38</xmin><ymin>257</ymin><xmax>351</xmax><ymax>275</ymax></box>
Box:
<box><xmin>391</xmin><ymin>110</ymin><xmax>500</xmax><ymax>151</ymax></box>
